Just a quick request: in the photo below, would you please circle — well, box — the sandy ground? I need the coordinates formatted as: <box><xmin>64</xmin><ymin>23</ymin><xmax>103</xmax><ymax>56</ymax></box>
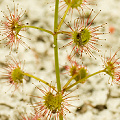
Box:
<box><xmin>0</xmin><ymin>0</ymin><xmax>120</xmax><ymax>120</ymax></box>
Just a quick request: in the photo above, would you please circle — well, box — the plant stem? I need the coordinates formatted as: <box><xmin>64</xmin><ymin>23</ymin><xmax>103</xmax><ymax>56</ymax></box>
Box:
<box><xmin>23</xmin><ymin>72</ymin><xmax>55</xmax><ymax>90</ymax></box>
<box><xmin>57</xmin><ymin>31</ymin><xmax>72</xmax><ymax>35</ymax></box>
<box><xmin>54</xmin><ymin>34</ymin><xmax>61</xmax><ymax>92</ymax></box>
<box><xmin>54</xmin><ymin>0</ymin><xmax>63</xmax><ymax>120</ymax></box>
<box><xmin>64</xmin><ymin>69</ymin><xmax>106</xmax><ymax>91</ymax></box>
<box><xmin>54</xmin><ymin>0</ymin><xmax>61</xmax><ymax>93</ymax></box>
<box><xmin>22</xmin><ymin>25</ymin><xmax>54</xmax><ymax>35</ymax></box>
<box><xmin>63</xmin><ymin>74</ymin><xmax>78</xmax><ymax>89</ymax></box>
<box><xmin>57</xmin><ymin>5</ymin><xmax>71</xmax><ymax>31</ymax></box>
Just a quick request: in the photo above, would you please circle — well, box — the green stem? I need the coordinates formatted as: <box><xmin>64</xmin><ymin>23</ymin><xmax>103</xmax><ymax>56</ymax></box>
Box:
<box><xmin>23</xmin><ymin>72</ymin><xmax>55</xmax><ymax>90</ymax></box>
<box><xmin>54</xmin><ymin>0</ymin><xmax>63</xmax><ymax>119</ymax></box>
<box><xmin>57</xmin><ymin>31</ymin><xmax>72</xmax><ymax>35</ymax></box>
<box><xmin>54</xmin><ymin>0</ymin><xmax>61</xmax><ymax>93</ymax></box>
<box><xmin>63</xmin><ymin>74</ymin><xmax>78</xmax><ymax>89</ymax></box>
<box><xmin>22</xmin><ymin>25</ymin><xmax>54</xmax><ymax>35</ymax></box>
<box><xmin>57</xmin><ymin>5</ymin><xmax>71</xmax><ymax>31</ymax></box>
<box><xmin>64</xmin><ymin>69</ymin><xmax>105</xmax><ymax>91</ymax></box>
<box><xmin>54</xmin><ymin>34</ymin><xmax>61</xmax><ymax>92</ymax></box>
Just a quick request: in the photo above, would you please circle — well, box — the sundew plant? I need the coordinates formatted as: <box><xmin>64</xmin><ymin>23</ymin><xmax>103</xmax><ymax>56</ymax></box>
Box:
<box><xmin>0</xmin><ymin>0</ymin><xmax>120</xmax><ymax>120</ymax></box>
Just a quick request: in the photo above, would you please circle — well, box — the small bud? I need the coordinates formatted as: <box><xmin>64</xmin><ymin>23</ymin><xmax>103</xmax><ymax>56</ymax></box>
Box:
<box><xmin>0</xmin><ymin>2</ymin><xmax>28</xmax><ymax>50</ymax></box>
<box><xmin>72</xmin><ymin>28</ymin><xmax>91</xmax><ymax>46</ymax></box>
<box><xmin>32</xmin><ymin>85</ymin><xmax>78</xmax><ymax>119</ymax></box>
<box><xmin>43</xmin><ymin>92</ymin><xmax>63</xmax><ymax>113</ymax></box>
<box><xmin>66</xmin><ymin>55</ymin><xmax>88</xmax><ymax>83</ymax></box>
<box><xmin>2</xmin><ymin>55</ymin><xmax>25</xmax><ymax>91</ymax></box>
<box><xmin>59</xmin><ymin>0</ymin><xmax>93</xmax><ymax>15</ymax></box>
<box><xmin>11</xmin><ymin>67</ymin><xmax>24</xmax><ymax>84</ymax></box>
<box><xmin>62</xmin><ymin>10</ymin><xmax>107</xmax><ymax>58</ymax></box>
<box><xmin>75</xmin><ymin>67</ymin><xmax>88</xmax><ymax>83</ymax></box>
<box><xmin>104</xmin><ymin>50</ymin><xmax>120</xmax><ymax>85</ymax></box>
<box><xmin>64</xmin><ymin>0</ymin><xmax>83</xmax><ymax>9</ymax></box>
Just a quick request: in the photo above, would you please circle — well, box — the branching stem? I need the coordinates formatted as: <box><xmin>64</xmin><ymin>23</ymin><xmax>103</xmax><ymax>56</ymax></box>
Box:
<box><xmin>57</xmin><ymin>5</ymin><xmax>71</xmax><ymax>31</ymax></box>
<box><xmin>64</xmin><ymin>69</ymin><xmax>106</xmax><ymax>91</ymax></box>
